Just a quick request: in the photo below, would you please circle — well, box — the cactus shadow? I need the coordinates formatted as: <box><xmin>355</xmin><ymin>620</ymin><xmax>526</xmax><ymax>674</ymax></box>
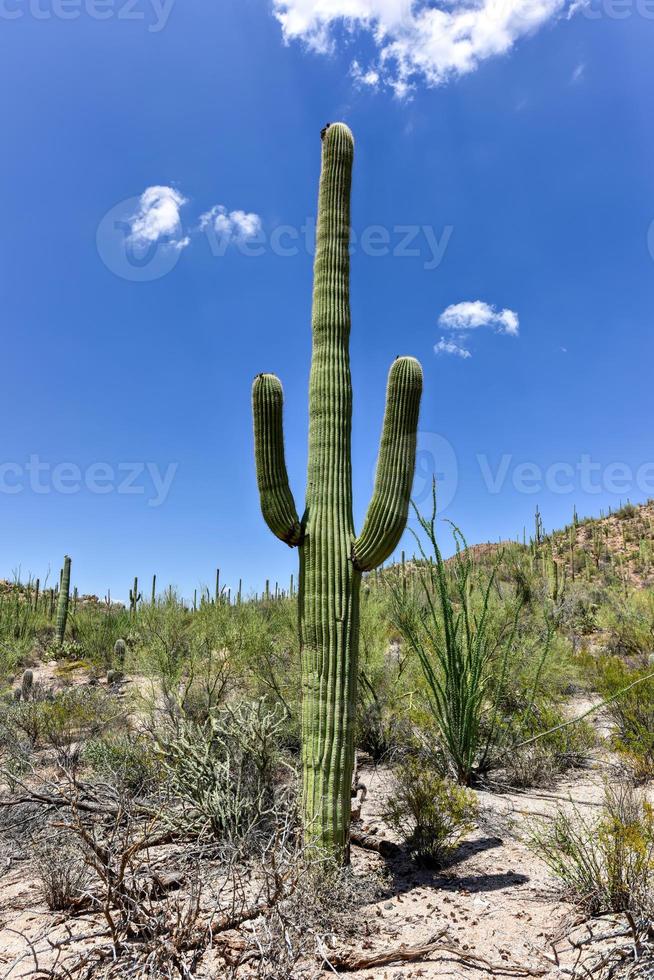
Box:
<box><xmin>373</xmin><ymin>835</ymin><xmax>530</xmax><ymax>897</ymax></box>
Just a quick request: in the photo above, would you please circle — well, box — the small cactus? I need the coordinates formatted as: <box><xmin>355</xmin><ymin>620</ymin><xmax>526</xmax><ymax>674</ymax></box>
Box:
<box><xmin>113</xmin><ymin>638</ymin><xmax>127</xmax><ymax>670</ymax></box>
<box><xmin>21</xmin><ymin>669</ymin><xmax>34</xmax><ymax>701</ymax></box>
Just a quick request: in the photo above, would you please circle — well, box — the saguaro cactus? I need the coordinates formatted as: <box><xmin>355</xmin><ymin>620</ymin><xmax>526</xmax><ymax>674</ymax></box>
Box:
<box><xmin>252</xmin><ymin>123</ymin><xmax>422</xmax><ymax>860</ymax></box>
<box><xmin>55</xmin><ymin>555</ymin><xmax>71</xmax><ymax>645</ymax></box>
<box><xmin>129</xmin><ymin>577</ymin><xmax>141</xmax><ymax>618</ymax></box>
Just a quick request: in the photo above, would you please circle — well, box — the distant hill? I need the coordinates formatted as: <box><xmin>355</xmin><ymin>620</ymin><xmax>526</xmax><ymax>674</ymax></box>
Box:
<box><xmin>375</xmin><ymin>499</ymin><xmax>654</xmax><ymax>593</ymax></box>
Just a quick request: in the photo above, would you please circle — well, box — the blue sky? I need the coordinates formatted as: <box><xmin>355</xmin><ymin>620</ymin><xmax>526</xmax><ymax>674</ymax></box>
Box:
<box><xmin>1</xmin><ymin>0</ymin><xmax>653</xmax><ymax>600</ymax></box>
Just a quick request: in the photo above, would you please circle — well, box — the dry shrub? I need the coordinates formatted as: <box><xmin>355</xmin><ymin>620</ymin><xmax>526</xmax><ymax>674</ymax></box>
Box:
<box><xmin>530</xmin><ymin>781</ymin><xmax>654</xmax><ymax>916</ymax></box>
<box><xmin>33</xmin><ymin>832</ymin><xmax>89</xmax><ymax>911</ymax></box>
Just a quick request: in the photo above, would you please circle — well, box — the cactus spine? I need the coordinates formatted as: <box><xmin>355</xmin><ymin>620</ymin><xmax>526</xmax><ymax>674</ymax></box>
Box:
<box><xmin>252</xmin><ymin>123</ymin><xmax>422</xmax><ymax>860</ymax></box>
<box><xmin>55</xmin><ymin>556</ymin><xmax>71</xmax><ymax>645</ymax></box>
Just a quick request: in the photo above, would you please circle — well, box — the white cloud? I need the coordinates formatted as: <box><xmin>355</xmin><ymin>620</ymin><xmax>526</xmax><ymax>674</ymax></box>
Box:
<box><xmin>439</xmin><ymin>300</ymin><xmax>519</xmax><ymax>336</ymax></box>
<box><xmin>571</xmin><ymin>61</ymin><xmax>585</xmax><ymax>83</ymax></box>
<box><xmin>435</xmin><ymin>336</ymin><xmax>472</xmax><ymax>358</ymax></box>
<box><xmin>199</xmin><ymin>205</ymin><xmax>263</xmax><ymax>243</ymax></box>
<box><xmin>351</xmin><ymin>59</ymin><xmax>381</xmax><ymax>89</ymax></box>
<box><xmin>128</xmin><ymin>186</ymin><xmax>189</xmax><ymax>250</ymax></box>
<box><xmin>272</xmin><ymin>0</ymin><xmax>577</xmax><ymax>95</ymax></box>
<box><xmin>435</xmin><ymin>300</ymin><xmax>519</xmax><ymax>358</ymax></box>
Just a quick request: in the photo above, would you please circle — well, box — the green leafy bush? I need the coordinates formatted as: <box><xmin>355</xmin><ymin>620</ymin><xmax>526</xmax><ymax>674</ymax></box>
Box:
<box><xmin>70</xmin><ymin>604</ymin><xmax>131</xmax><ymax>668</ymax></box>
<box><xmin>84</xmin><ymin>733</ymin><xmax>160</xmax><ymax>793</ymax></box>
<box><xmin>383</xmin><ymin>758</ymin><xmax>478</xmax><ymax>866</ymax></box>
<box><xmin>592</xmin><ymin>654</ymin><xmax>654</xmax><ymax>781</ymax></box>
<box><xmin>8</xmin><ymin>686</ymin><xmax>121</xmax><ymax>756</ymax></box>
<box><xmin>597</xmin><ymin>590</ymin><xmax>654</xmax><ymax>659</ymax></box>
<box><xmin>131</xmin><ymin>592</ymin><xmax>193</xmax><ymax>695</ymax></box>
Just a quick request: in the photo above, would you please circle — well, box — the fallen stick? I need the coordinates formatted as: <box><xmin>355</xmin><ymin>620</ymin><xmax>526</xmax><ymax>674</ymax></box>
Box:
<box><xmin>322</xmin><ymin>932</ymin><xmax>548</xmax><ymax>976</ymax></box>
<box><xmin>349</xmin><ymin>830</ymin><xmax>402</xmax><ymax>858</ymax></box>
<box><xmin>321</xmin><ymin>930</ymin><xmax>447</xmax><ymax>971</ymax></box>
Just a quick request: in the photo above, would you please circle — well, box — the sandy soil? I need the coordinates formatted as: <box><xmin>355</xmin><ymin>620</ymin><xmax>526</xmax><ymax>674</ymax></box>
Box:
<box><xmin>0</xmin><ymin>700</ymin><xmax>643</xmax><ymax>979</ymax></box>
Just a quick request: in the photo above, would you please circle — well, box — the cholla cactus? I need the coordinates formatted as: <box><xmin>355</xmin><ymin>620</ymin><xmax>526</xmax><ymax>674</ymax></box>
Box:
<box><xmin>157</xmin><ymin>700</ymin><xmax>287</xmax><ymax>848</ymax></box>
<box><xmin>252</xmin><ymin>123</ymin><xmax>422</xmax><ymax>860</ymax></box>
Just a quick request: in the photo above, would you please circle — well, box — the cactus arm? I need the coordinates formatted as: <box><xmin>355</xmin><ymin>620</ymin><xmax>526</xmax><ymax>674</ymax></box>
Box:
<box><xmin>252</xmin><ymin>372</ymin><xmax>302</xmax><ymax>547</ymax></box>
<box><xmin>352</xmin><ymin>356</ymin><xmax>423</xmax><ymax>572</ymax></box>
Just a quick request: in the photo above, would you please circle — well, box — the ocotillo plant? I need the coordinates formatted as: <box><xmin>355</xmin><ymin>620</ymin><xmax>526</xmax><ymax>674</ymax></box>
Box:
<box><xmin>252</xmin><ymin>123</ymin><xmax>422</xmax><ymax>860</ymax></box>
<box><xmin>55</xmin><ymin>555</ymin><xmax>71</xmax><ymax>645</ymax></box>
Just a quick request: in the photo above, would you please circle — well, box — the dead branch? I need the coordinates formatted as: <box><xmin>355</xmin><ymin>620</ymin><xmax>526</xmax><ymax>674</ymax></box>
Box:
<box><xmin>322</xmin><ymin>932</ymin><xmax>549</xmax><ymax>976</ymax></box>
<box><xmin>321</xmin><ymin>929</ymin><xmax>447</xmax><ymax>971</ymax></box>
<box><xmin>349</xmin><ymin>829</ymin><xmax>401</xmax><ymax>858</ymax></box>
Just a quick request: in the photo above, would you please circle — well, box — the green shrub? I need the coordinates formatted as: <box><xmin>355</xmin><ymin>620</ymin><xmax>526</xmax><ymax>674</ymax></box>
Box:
<box><xmin>356</xmin><ymin>589</ymin><xmax>412</xmax><ymax>762</ymax></box>
<box><xmin>530</xmin><ymin>782</ymin><xmax>654</xmax><ymax>915</ymax></box>
<box><xmin>45</xmin><ymin>638</ymin><xmax>85</xmax><ymax>662</ymax></box>
<box><xmin>84</xmin><ymin>733</ymin><xmax>160</xmax><ymax>793</ymax></box>
<box><xmin>383</xmin><ymin>758</ymin><xmax>478</xmax><ymax>866</ymax></box>
<box><xmin>8</xmin><ymin>686</ymin><xmax>121</xmax><ymax>755</ymax></box>
<box><xmin>616</xmin><ymin>503</ymin><xmax>638</xmax><ymax>521</ymax></box>
<box><xmin>132</xmin><ymin>593</ymin><xmax>192</xmax><ymax>695</ymax></box>
<box><xmin>592</xmin><ymin>655</ymin><xmax>654</xmax><ymax>780</ymax></box>
<box><xmin>498</xmin><ymin>704</ymin><xmax>596</xmax><ymax>788</ymax></box>
<box><xmin>70</xmin><ymin>604</ymin><xmax>131</xmax><ymax>668</ymax></box>
<box><xmin>0</xmin><ymin>640</ymin><xmax>23</xmax><ymax>688</ymax></box>
<box><xmin>597</xmin><ymin>590</ymin><xmax>654</xmax><ymax>659</ymax></box>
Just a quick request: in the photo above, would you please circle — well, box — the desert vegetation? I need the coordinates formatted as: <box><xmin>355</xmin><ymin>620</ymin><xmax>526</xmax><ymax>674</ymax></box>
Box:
<box><xmin>2</xmin><ymin>494</ymin><xmax>654</xmax><ymax>977</ymax></box>
<box><xmin>2</xmin><ymin>125</ymin><xmax>653</xmax><ymax>979</ymax></box>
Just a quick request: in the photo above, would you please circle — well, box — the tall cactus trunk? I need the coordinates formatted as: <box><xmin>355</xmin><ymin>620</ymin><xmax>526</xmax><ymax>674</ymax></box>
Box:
<box><xmin>55</xmin><ymin>555</ymin><xmax>71</xmax><ymax>645</ymax></box>
<box><xmin>301</xmin><ymin>122</ymin><xmax>358</xmax><ymax>857</ymax></box>
<box><xmin>253</xmin><ymin>123</ymin><xmax>422</xmax><ymax>862</ymax></box>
